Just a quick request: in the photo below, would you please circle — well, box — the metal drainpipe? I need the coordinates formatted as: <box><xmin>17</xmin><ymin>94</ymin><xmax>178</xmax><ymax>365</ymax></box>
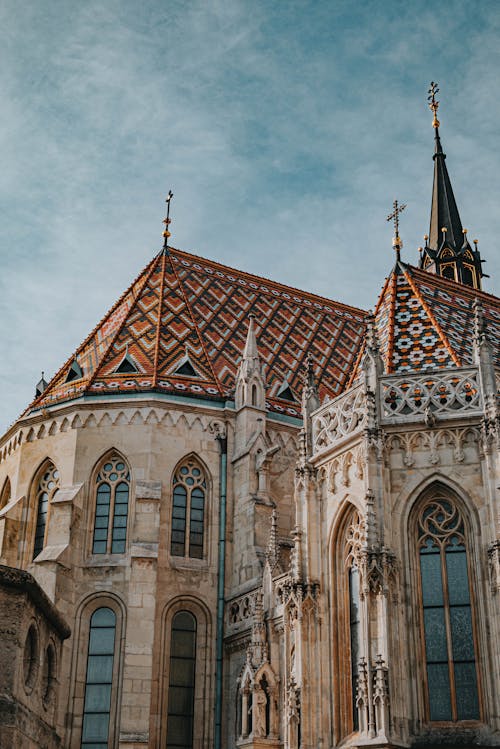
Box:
<box><xmin>214</xmin><ymin>432</ymin><xmax>228</xmax><ymax>749</ymax></box>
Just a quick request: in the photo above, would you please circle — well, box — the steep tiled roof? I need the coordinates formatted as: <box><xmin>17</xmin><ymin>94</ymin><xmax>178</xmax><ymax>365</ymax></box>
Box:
<box><xmin>373</xmin><ymin>262</ymin><xmax>500</xmax><ymax>374</ymax></box>
<box><xmin>27</xmin><ymin>248</ymin><xmax>367</xmax><ymax>419</ymax></box>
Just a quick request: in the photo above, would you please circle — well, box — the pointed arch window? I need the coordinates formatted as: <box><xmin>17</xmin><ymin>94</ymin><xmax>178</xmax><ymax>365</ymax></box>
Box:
<box><xmin>334</xmin><ymin>506</ymin><xmax>365</xmax><ymax>738</ymax></box>
<box><xmin>33</xmin><ymin>463</ymin><xmax>60</xmax><ymax>559</ymax></box>
<box><xmin>416</xmin><ymin>494</ymin><xmax>480</xmax><ymax>721</ymax></box>
<box><xmin>166</xmin><ymin>611</ymin><xmax>197</xmax><ymax>749</ymax></box>
<box><xmin>170</xmin><ymin>458</ymin><xmax>206</xmax><ymax>559</ymax></box>
<box><xmin>81</xmin><ymin>607</ymin><xmax>116</xmax><ymax>748</ymax></box>
<box><xmin>92</xmin><ymin>454</ymin><xmax>130</xmax><ymax>554</ymax></box>
<box><xmin>0</xmin><ymin>476</ymin><xmax>11</xmax><ymax>510</ymax></box>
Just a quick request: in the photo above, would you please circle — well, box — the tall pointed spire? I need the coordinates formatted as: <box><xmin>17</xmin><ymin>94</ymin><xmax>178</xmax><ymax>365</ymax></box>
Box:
<box><xmin>427</xmin><ymin>84</ymin><xmax>463</xmax><ymax>252</ymax></box>
<box><xmin>420</xmin><ymin>83</ymin><xmax>484</xmax><ymax>289</ymax></box>
<box><xmin>235</xmin><ymin>314</ymin><xmax>266</xmax><ymax>411</ymax></box>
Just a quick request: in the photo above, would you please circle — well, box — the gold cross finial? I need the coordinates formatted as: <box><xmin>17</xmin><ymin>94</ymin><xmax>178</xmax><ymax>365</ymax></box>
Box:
<box><xmin>162</xmin><ymin>190</ymin><xmax>174</xmax><ymax>248</ymax></box>
<box><xmin>428</xmin><ymin>81</ymin><xmax>440</xmax><ymax>129</ymax></box>
<box><xmin>387</xmin><ymin>199</ymin><xmax>407</xmax><ymax>259</ymax></box>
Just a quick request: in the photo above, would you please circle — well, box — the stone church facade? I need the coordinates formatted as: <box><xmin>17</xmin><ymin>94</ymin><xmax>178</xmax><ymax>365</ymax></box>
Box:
<box><xmin>0</xmin><ymin>88</ymin><xmax>499</xmax><ymax>749</ymax></box>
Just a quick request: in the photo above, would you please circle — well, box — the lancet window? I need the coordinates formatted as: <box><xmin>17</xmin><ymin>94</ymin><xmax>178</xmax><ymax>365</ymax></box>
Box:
<box><xmin>0</xmin><ymin>476</ymin><xmax>11</xmax><ymax>510</ymax></box>
<box><xmin>166</xmin><ymin>611</ymin><xmax>197</xmax><ymax>749</ymax></box>
<box><xmin>416</xmin><ymin>493</ymin><xmax>480</xmax><ymax>721</ymax></box>
<box><xmin>33</xmin><ymin>462</ymin><xmax>60</xmax><ymax>559</ymax></box>
<box><xmin>81</xmin><ymin>607</ymin><xmax>116</xmax><ymax>748</ymax></box>
<box><xmin>92</xmin><ymin>453</ymin><xmax>130</xmax><ymax>555</ymax></box>
<box><xmin>170</xmin><ymin>458</ymin><xmax>206</xmax><ymax>559</ymax></box>
<box><xmin>345</xmin><ymin>510</ymin><xmax>363</xmax><ymax>732</ymax></box>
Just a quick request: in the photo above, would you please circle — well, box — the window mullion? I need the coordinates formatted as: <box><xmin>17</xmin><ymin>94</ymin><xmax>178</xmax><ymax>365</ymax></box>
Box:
<box><xmin>107</xmin><ymin>485</ymin><xmax>116</xmax><ymax>554</ymax></box>
<box><xmin>186</xmin><ymin>487</ymin><xmax>191</xmax><ymax>557</ymax></box>
<box><xmin>440</xmin><ymin>544</ymin><xmax>457</xmax><ymax>721</ymax></box>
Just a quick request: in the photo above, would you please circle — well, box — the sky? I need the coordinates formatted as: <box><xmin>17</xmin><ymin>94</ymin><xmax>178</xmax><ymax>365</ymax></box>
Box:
<box><xmin>0</xmin><ymin>0</ymin><xmax>499</xmax><ymax>433</ymax></box>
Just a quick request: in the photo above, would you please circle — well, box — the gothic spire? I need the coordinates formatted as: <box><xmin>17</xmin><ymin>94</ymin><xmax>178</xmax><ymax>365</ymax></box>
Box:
<box><xmin>420</xmin><ymin>83</ymin><xmax>484</xmax><ymax>290</ymax></box>
<box><xmin>427</xmin><ymin>85</ymin><xmax>463</xmax><ymax>252</ymax></box>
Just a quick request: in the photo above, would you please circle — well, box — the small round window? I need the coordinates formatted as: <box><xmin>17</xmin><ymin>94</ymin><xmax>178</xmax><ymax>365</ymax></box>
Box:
<box><xmin>23</xmin><ymin>624</ymin><xmax>39</xmax><ymax>693</ymax></box>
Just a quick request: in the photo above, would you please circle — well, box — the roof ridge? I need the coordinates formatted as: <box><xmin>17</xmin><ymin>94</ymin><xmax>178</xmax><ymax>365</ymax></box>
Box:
<box><xmin>403</xmin><ymin>266</ymin><xmax>461</xmax><ymax>367</ymax></box>
<box><xmin>85</xmin><ymin>254</ymin><xmax>163</xmax><ymax>389</ymax></box>
<box><xmin>29</xmin><ymin>254</ymin><xmax>159</xmax><ymax>410</ymax></box>
<box><xmin>169</xmin><ymin>247</ymin><xmax>367</xmax><ymax>317</ymax></box>
<box><xmin>386</xmin><ymin>272</ymin><xmax>398</xmax><ymax>374</ymax></box>
<box><xmin>168</xmin><ymin>251</ymin><xmax>224</xmax><ymax>397</ymax></box>
<box><xmin>152</xmin><ymin>252</ymin><xmax>168</xmax><ymax>388</ymax></box>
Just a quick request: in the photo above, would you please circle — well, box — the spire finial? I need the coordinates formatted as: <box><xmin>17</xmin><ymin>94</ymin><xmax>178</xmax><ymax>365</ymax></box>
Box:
<box><xmin>387</xmin><ymin>199</ymin><xmax>407</xmax><ymax>260</ymax></box>
<box><xmin>428</xmin><ymin>81</ymin><xmax>440</xmax><ymax>129</ymax></box>
<box><xmin>162</xmin><ymin>190</ymin><xmax>174</xmax><ymax>249</ymax></box>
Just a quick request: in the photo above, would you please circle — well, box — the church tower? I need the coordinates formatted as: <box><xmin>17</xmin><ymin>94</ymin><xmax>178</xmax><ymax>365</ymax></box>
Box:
<box><xmin>419</xmin><ymin>82</ymin><xmax>485</xmax><ymax>289</ymax></box>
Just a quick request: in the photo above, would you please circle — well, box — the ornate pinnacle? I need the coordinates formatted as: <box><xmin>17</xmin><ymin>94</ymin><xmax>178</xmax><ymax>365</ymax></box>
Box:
<box><xmin>162</xmin><ymin>190</ymin><xmax>174</xmax><ymax>248</ymax></box>
<box><xmin>266</xmin><ymin>508</ymin><xmax>280</xmax><ymax>571</ymax></box>
<box><xmin>428</xmin><ymin>81</ymin><xmax>440</xmax><ymax>129</ymax></box>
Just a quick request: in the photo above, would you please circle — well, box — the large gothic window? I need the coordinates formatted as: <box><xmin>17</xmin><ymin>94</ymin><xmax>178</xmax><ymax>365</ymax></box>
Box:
<box><xmin>81</xmin><ymin>607</ymin><xmax>116</xmax><ymax>748</ymax></box>
<box><xmin>417</xmin><ymin>493</ymin><xmax>480</xmax><ymax>721</ymax></box>
<box><xmin>92</xmin><ymin>453</ymin><xmax>130</xmax><ymax>554</ymax></box>
<box><xmin>334</xmin><ymin>505</ymin><xmax>364</xmax><ymax>739</ymax></box>
<box><xmin>33</xmin><ymin>462</ymin><xmax>60</xmax><ymax>559</ymax></box>
<box><xmin>170</xmin><ymin>458</ymin><xmax>206</xmax><ymax>559</ymax></box>
<box><xmin>166</xmin><ymin>611</ymin><xmax>197</xmax><ymax>749</ymax></box>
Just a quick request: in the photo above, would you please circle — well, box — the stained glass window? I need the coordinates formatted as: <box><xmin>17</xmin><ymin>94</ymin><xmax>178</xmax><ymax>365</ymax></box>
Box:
<box><xmin>349</xmin><ymin>566</ymin><xmax>361</xmax><ymax>730</ymax></box>
<box><xmin>33</xmin><ymin>463</ymin><xmax>60</xmax><ymax>559</ymax></box>
<box><xmin>170</xmin><ymin>459</ymin><xmax>206</xmax><ymax>559</ymax></box>
<box><xmin>166</xmin><ymin>611</ymin><xmax>197</xmax><ymax>749</ymax></box>
<box><xmin>81</xmin><ymin>607</ymin><xmax>116</xmax><ymax>749</ymax></box>
<box><xmin>92</xmin><ymin>454</ymin><xmax>130</xmax><ymax>555</ymax></box>
<box><xmin>417</xmin><ymin>496</ymin><xmax>480</xmax><ymax>721</ymax></box>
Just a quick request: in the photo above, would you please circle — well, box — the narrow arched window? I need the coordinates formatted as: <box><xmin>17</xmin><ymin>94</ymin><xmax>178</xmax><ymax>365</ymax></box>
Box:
<box><xmin>335</xmin><ymin>506</ymin><xmax>365</xmax><ymax>737</ymax></box>
<box><xmin>81</xmin><ymin>607</ymin><xmax>116</xmax><ymax>749</ymax></box>
<box><xmin>92</xmin><ymin>454</ymin><xmax>130</xmax><ymax>554</ymax></box>
<box><xmin>417</xmin><ymin>494</ymin><xmax>480</xmax><ymax>721</ymax></box>
<box><xmin>171</xmin><ymin>458</ymin><xmax>206</xmax><ymax>559</ymax></box>
<box><xmin>33</xmin><ymin>463</ymin><xmax>60</xmax><ymax>559</ymax></box>
<box><xmin>166</xmin><ymin>611</ymin><xmax>197</xmax><ymax>749</ymax></box>
<box><xmin>0</xmin><ymin>476</ymin><xmax>11</xmax><ymax>510</ymax></box>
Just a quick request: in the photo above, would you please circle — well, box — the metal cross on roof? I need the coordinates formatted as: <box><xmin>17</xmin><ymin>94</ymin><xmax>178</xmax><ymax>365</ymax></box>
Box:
<box><xmin>428</xmin><ymin>81</ymin><xmax>440</xmax><ymax>128</ymax></box>
<box><xmin>162</xmin><ymin>190</ymin><xmax>174</xmax><ymax>248</ymax></box>
<box><xmin>387</xmin><ymin>199</ymin><xmax>406</xmax><ymax>238</ymax></box>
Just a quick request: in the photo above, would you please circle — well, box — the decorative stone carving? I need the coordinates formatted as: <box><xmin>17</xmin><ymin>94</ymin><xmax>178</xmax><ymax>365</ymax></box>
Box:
<box><xmin>380</xmin><ymin>367</ymin><xmax>482</xmax><ymax>422</ymax></box>
<box><xmin>313</xmin><ymin>385</ymin><xmax>368</xmax><ymax>453</ymax></box>
<box><xmin>488</xmin><ymin>540</ymin><xmax>500</xmax><ymax>594</ymax></box>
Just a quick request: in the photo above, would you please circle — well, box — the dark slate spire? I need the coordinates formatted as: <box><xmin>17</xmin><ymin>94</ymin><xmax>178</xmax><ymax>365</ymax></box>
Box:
<box><xmin>429</xmin><ymin>123</ymin><xmax>464</xmax><ymax>252</ymax></box>
<box><xmin>420</xmin><ymin>83</ymin><xmax>485</xmax><ymax>290</ymax></box>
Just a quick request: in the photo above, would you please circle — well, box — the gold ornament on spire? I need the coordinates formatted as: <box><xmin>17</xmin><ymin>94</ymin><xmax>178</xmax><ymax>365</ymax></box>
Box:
<box><xmin>162</xmin><ymin>190</ymin><xmax>174</xmax><ymax>247</ymax></box>
<box><xmin>428</xmin><ymin>81</ymin><xmax>440</xmax><ymax>129</ymax></box>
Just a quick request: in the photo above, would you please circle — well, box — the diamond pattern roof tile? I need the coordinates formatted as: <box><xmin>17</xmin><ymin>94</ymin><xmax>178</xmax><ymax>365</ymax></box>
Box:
<box><xmin>27</xmin><ymin>247</ymin><xmax>368</xmax><ymax>418</ymax></box>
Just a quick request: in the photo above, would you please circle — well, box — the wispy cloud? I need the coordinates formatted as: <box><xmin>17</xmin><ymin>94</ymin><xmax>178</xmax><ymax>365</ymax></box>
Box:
<box><xmin>0</xmin><ymin>0</ymin><xmax>499</xmax><ymax>431</ymax></box>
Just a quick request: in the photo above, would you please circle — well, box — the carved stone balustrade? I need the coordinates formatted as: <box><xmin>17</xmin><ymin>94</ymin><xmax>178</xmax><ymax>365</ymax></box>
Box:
<box><xmin>312</xmin><ymin>385</ymin><xmax>368</xmax><ymax>457</ymax></box>
<box><xmin>380</xmin><ymin>367</ymin><xmax>483</xmax><ymax>424</ymax></box>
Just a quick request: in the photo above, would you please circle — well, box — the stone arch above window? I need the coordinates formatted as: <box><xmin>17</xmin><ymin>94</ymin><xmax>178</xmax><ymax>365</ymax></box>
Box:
<box><xmin>32</xmin><ymin>460</ymin><xmax>60</xmax><ymax>560</ymax></box>
<box><xmin>412</xmin><ymin>486</ymin><xmax>480</xmax><ymax>722</ymax></box>
<box><xmin>92</xmin><ymin>451</ymin><xmax>131</xmax><ymax>555</ymax></box>
<box><xmin>170</xmin><ymin>456</ymin><xmax>207</xmax><ymax>559</ymax></box>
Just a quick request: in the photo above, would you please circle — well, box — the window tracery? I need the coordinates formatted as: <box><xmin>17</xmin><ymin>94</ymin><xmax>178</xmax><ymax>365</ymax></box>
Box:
<box><xmin>416</xmin><ymin>493</ymin><xmax>480</xmax><ymax>721</ymax></box>
<box><xmin>92</xmin><ymin>453</ymin><xmax>130</xmax><ymax>554</ymax></box>
<box><xmin>33</xmin><ymin>462</ymin><xmax>60</xmax><ymax>559</ymax></box>
<box><xmin>170</xmin><ymin>458</ymin><xmax>206</xmax><ymax>559</ymax></box>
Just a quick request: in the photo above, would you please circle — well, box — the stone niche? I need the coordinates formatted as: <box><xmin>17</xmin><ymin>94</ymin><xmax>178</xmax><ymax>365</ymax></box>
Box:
<box><xmin>0</xmin><ymin>563</ymin><xmax>70</xmax><ymax>749</ymax></box>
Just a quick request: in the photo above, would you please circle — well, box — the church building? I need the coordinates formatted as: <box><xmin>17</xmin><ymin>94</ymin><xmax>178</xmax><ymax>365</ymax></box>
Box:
<box><xmin>0</xmin><ymin>84</ymin><xmax>499</xmax><ymax>749</ymax></box>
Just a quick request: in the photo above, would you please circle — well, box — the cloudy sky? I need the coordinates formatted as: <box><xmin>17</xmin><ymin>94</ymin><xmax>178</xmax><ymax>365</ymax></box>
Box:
<box><xmin>1</xmin><ymin>0</ymin><xmax>499</xmax><ymax>432</ymax></box>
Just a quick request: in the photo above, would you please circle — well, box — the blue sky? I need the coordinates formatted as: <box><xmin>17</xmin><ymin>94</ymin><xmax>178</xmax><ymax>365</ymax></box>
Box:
<box><xmin>1</xmin><ymin>0</ymin><xmax>499</xmax><ymax>432</ymax></box>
